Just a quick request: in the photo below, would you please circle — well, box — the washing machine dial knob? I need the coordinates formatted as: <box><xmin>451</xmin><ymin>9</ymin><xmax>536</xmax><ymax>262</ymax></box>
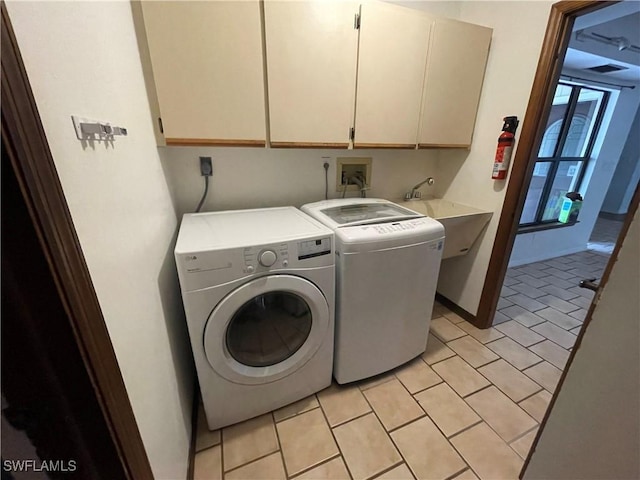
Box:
<box><xmin>259</xmin><ymin>250</ymin><xmax>277</xmax><ymax>267</ymax></box>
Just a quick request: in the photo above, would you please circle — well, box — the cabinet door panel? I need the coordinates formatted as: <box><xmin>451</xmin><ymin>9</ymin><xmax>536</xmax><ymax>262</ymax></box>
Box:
<box><xmin>265</xmin><ymin>1</ymin><xmax>358</xmax><ymax>147</ymax></box>
<box><xmin>355</xmin><ymin>2</ymin><xmax>432</xmax><ymax>147</ymax></box>
<box><xmin>419</xmin><ymin>19</ymin><xmax>492</xmax><ymax>147</ymax></box>
<box><xmin>141</xmin><ymin>1</ymin><xmax>265</xmax><ymax>144</ymax></box>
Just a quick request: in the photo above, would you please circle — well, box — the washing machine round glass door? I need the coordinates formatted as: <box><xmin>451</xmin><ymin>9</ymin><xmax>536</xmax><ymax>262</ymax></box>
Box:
<box><xmin>203</xmin><ymin>274</ymin><xmax>330</xmax><ymax>385</ymax></box>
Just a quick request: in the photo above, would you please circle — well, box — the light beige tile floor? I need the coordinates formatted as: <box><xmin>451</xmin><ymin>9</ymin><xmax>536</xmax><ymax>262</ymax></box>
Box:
<box><xmin>194</xmin><ymin>250</ymin><xmax>605</xmax><ymax>479</ymax></box>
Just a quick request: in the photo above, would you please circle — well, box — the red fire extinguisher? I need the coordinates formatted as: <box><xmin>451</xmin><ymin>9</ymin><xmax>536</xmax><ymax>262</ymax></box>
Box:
<box><xmin>492</xmin><ymin>116</ymin><xmax>519</xmax><ymax>180</ymax></box>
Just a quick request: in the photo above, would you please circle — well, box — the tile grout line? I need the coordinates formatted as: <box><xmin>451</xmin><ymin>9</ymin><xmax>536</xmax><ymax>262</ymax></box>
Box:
<box><xmin>287</xmin><ymin>453</ymin><xmax>342</xmax><ymax>480</ymax></box>
<box><xmin>357</xmin><ymin>385</ymin><xmax>432</xmax><ymax>479</ymax></box>
<box><xmin>526</xmin><ymin>338</ymin><xmax>547</xmax><ymax>349</ymax></box>
<box><xmin>316</xmin><ymin>391</ymin><xmax>356</xmax><ymax>480</ymax></box>
<box><xmin>220</xmin><ymin>425</ymin><xmax>226</xmax><ymax>477</ymax></box>
<box><xmin>522</xmin><ymin>357</ymin><xmax>547</xmax><ymax>372</ymax></box>
<box><xmin>274</xmin><ymin>404</ymin><xmax>321</xmax><ymax>424</ymax></box>
<box><xmin>445</xmin><ymin>422</ymin><xmax>490</xmax><ymax>480</ymax></box>
<box><xmin>359</xmin><ymin>377</ymin><xmax>424</xmax><ymax>435</ymax></box>
<box><xmin>476</xmin><ymin>357</ymin><xmax>502</xmax><ymax>370</ymax></box>
<box><xmin>476</xmin><ymin>363</ymin><xmax>545</xmax><ymax>404</ymax></box>
<box><xmin>425</xmin><ymin>353</ymin><xmax>458</xmax><ymax>368</ymax></box>
<box><xmin>446</xmin><ymin>419</ymin><xmax>484</xmax><ymax>441</ymax></box>
<box><xmin>405</xmin><ymin>377</ymin><xmax>444</xmax><ymax>397</ymax></box>
<box><xmin>327</xmin><ymin>409</ymin><xmax>373</xmax><ymax>429</ymax></box>
<box><xmin>357</xmin><ymin>372</ymin><xmax>398</xmax><ymax>393</ymax></box>
<box><xmin>270</xmin><ymin>411</ymin><xmax>291</xmax><ymax>480</ymax></box>
<box><xmin>445</xmin><ymin>468</ymin><xmax>475</xmax><ymax>480</ymax></box>
<box><xmin>386</xmin><ymin>412</ymin><xmax>471</xmax><ymax>479</ymax></box>
<box><xmin>529</xmin><ymin>335</ymin><xmax>576</xmax><ymax>354</ymax></box>
<box><xmin>385</xmin><ymin>412</ymin><xmax>428</xmax><ymax>435</ymax></box>
<box><xmin>461</xmin><ymin>383</ymin><xmax>493</xmax><ymax>400</ymax></box>
<box><xmin>223</xmin><ymin>449</ymin><xmax>282</xmax><ymax>477</ymax></box>
<box><xmin>508</xmin><ymin>424</ymin><xmax>540</xmax><ymax>446</ymax></box>
<box><xmin>443</xmin><ymin>465</ymin><xmax>470</xmax><ymax>480</ymax></box>
<box><xmin>456</xmin><ymin>363</ymin><xmax>543</xmax><ymax>444</ymax></box>
<box><xmin>516</xmin><ymin>386</ymin><xmax>545</xmax><ymax>405</ymax></box>
<box><xmin>366</xmin><ymin>461</ymin><xmax>410</xmax><ymax>480</ymax></box>
<box><xmin>356</xmin><ymin>408</ymin><xmax>406</xmax><ymax>480</ymax></box>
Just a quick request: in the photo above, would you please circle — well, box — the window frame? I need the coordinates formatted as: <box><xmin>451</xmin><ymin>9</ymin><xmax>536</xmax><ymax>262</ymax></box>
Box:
<box><xmin>519</xmin><ymin>82</ymin><xmax>609</xmax><ymax>229</ymax></box>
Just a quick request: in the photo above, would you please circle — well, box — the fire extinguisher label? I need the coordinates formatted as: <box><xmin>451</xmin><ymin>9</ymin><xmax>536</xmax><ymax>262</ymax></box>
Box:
<box><xmin>497</xmin><ymin>146</ymin><xmax>512</xmax><ymax>170</ymax></box>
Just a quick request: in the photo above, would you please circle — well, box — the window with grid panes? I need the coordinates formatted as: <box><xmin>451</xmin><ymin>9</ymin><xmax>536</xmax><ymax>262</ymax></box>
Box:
<box><xmin>519</xmin><ymin>83</ymin><xmax>609</xmax><ymax>227</ymax></box>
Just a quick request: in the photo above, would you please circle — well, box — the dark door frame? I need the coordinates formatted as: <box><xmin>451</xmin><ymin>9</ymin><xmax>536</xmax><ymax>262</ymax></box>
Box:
<box><xmin>474</xmin><ymin>0</ymin><xmax>619</xmax><ymax>329</ymax></box>
<box><xmin>1</xmin><ymin>4</ymin><xmax>153</xmax><ymax>478</ymax></box>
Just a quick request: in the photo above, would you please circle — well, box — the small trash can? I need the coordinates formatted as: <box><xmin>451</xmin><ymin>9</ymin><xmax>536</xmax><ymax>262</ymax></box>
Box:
<box><xmin>558</xmin><ymin>192</ymin><xmax>583</xmax><ymax>224</ymax></box>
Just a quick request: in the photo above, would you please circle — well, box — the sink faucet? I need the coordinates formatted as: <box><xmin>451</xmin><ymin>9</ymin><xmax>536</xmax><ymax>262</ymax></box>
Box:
<box><xmin>405</xmin><ymin>177</ymin><xmax>434</xmax><ymax>200</ymax></box>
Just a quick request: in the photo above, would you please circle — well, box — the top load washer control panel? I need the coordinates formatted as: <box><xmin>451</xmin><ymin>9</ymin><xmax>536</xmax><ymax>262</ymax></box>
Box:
<box><xmin>370</xmin><ymin>219</ymin><xmax>425</xmax><ymax>235</ymax></box>
<box><xmin>334</xmin><ymin>216</ymin><xmax>445</xmax><ymax>253</ymax></box>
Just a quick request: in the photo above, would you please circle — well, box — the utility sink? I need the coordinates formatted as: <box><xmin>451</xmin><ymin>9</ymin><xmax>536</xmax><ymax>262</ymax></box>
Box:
<box><xmin>400</xmin><ymin>198</ymin><xmax>493</xmax><ymax>259</ymax></box>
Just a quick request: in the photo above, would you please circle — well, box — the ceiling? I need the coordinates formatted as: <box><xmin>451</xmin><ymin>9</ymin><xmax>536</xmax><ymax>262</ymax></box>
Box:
<box><xmin>564</xmin><ymin>2</ymin><xmax>640</xmax><ymax>83</ymax></box>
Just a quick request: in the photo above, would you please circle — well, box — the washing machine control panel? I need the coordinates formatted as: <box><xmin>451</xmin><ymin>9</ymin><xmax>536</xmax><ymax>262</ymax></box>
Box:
<box><xmin>298</xmin><ymin>237</ymin><xmax>331</xmax><ymax>260</ymax></box>
<box><xmin>244</xmin><ymin>244</ymin><xmax>288</xmax><ymax>272</ymax></box>
<box><xmin>242</xmin><ymin>236</ymin><xmax>332</xmax><ymax>273</ymax></box>
<box><xmin>259</xmin><ymin>250</ymin><xmax>277</xmax><ymax>267</ymax></box>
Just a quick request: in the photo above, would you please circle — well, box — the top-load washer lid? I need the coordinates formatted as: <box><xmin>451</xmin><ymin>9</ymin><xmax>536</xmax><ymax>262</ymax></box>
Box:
<box><xmin>301</xmin><ymin>198</ymin><xmax>422</xmax><ymax>229</ymax></box>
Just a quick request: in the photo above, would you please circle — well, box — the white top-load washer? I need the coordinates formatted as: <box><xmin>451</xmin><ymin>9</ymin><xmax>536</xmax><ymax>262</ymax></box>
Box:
<box><xmin>301</xmin><ymin>198</ymin><xmax>444</xmax><ymax>384</ymax></box>
<box><xmin>175</xmin><ymin>207</ymin><xmax>335</xmax><ymax>429</ymax></box>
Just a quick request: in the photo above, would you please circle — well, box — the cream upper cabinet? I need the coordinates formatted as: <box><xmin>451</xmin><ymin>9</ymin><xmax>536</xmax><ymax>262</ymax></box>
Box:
<box><xmin>354</xmin><ymin>2</ymin><xmax>433</xmax><ymax>148</ymax></box>
<box><xmin>140</xmin><ymin>1</ymin><xmax>266</xmax><ymax>146</ymax></box>
<box><xmin>418</xmin><ymin>18</ymin><xmax>492</xmax><ymax>148</ymax></box>
<box><xmin>264</xmin><ymin>1</ymin><xmax>359</xmax><ymax>148</ymax></box>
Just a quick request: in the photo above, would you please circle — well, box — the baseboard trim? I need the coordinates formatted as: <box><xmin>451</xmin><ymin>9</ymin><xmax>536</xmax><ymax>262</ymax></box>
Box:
<box><xmin>435</xmin><ymin>293</ymin><xmax>480</xmax><ymax>327</ymax></box>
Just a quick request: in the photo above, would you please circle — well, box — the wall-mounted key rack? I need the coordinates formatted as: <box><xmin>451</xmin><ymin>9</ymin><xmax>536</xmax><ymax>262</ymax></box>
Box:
<box><xmin>72</xmin><ymin>115</ymin><xmax>127</xmax><ymax>141</ymax></box>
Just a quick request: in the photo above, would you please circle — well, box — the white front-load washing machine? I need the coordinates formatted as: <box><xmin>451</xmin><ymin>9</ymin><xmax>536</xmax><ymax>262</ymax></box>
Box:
<box><xmin>302</xmin><ymin>199</ymin><xmax>445</xmax><ymax>384</ymax></box>
<box><xmin>175</xmin><ymin>207</ymin><xmax>335</xmax><ymax>429</ymax></box>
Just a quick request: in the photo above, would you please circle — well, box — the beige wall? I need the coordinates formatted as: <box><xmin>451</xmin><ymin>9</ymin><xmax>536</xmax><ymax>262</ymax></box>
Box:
<box><xmin>524</xmin><ymin>208</ymin><xmax>639</xmax><ymax>479</ymax></box>
<box><xmin>161</xmin><ymin>147</ymin><xmax>439</xmax><ymax>216</ymax></box>
<box><xmin>6</xmin><ymin>2</ymin><xmax>194</xmax><ymax>479</ymax></box>
<box><xmin>433</xmin><ymin>1</ymin><xmax>554</xmax><ymax>313</ymax></box>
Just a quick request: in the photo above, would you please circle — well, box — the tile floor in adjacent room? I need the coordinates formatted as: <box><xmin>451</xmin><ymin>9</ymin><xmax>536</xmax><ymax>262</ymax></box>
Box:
<box><xmin>193</xmin><ymin>250</ymin><xmax>608</xmax><ymax>480</ymax></box>
<box><xmin>587</xmin><ymin>215</ymin><xmax>624</xmax><ymax>254</ymax></box>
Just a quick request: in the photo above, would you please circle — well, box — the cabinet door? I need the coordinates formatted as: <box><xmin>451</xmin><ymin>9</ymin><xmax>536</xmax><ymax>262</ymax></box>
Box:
<box><xmin>354</xmin><ymin>2</ymin><xmax>433</xmax><ymax>148</ymax></box>
<box><xmin>418</xmin><ymin>19</ymin><xmax>492</xmax><ymax>148</ymax></box>
<box><xmin>265</xmin><ymin>1</ymin><xmax>358</xmax><ymax>147</ymax></box>
<box><xmin>140</xmin><ymin>1</ymin><xmax>266</xmax><ymax>146</ymax></box>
